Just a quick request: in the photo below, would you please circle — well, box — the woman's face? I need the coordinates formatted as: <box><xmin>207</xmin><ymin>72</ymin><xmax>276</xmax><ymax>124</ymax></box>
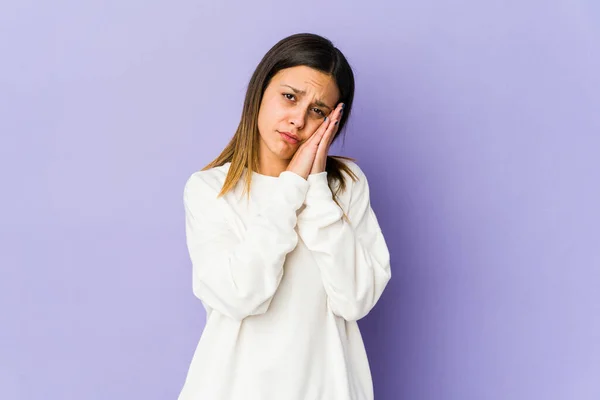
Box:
<box><xmin>257</xmin><ymin>65</ymin><xmax>340</xmax><ymax>164</ymax></box>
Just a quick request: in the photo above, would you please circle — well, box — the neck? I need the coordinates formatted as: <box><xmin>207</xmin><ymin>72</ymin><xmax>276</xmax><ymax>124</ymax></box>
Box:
<box><xmin>257</xmin><ymin>144</ymin><xmax>290</xmax><ymax>177</ymax></box>
<box><xmin>257</xmin><ymin>159</ymin><xmax>289</xmax><ymax>177</ymax></box>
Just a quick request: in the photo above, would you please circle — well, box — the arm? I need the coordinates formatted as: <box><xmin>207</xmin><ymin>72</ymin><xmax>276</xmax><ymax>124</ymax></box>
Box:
<box><xmin>183</xmin><ymin>170</ymin><xmax>309</xmax><ymax>321</ymax></box>
<box><xmin>297</xmin><ymin>162</ymin><xmax>391</xmax><ymax>321</ymax></box>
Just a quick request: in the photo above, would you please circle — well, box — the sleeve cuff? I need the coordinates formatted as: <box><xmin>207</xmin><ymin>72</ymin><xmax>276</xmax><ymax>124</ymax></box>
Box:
<box><xmin>278</xmin><ymin>170</ymin><xmax>310</xmax><ymax>209</ymax></box>
<box><xmin>306</xmin><ymin>172</ymin><xmax>335</xmax><ymax>203</ymax></box>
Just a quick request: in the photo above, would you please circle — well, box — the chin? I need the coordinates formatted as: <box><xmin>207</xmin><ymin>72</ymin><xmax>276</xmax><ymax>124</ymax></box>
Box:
<box><xmin>274</xmin><ymin>148</ymin><xmax>293</xmax><ymax>160</ymax></box>
<box><xmin>260</xmin><ymin>133</ymin><xmax>295</xmax><ymax>161</ymax></box>
<box><xmin>273</xmin><ymin>138</ymin><xmax>296</xmax><ymax>154</ymax></box>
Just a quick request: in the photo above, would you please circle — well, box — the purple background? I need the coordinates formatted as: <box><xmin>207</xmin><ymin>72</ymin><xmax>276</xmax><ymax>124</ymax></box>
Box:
<box><xmin>2</xmin><ymin>1</ymin><xmax>599</xmax><ymax>399</ymax></box>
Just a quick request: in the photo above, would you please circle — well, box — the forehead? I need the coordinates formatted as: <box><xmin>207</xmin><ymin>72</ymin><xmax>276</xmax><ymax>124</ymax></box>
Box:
<box><xmin>271</xmin><ymin>66</ymin><xmax>340</xmax><ymax>102</ymax></box>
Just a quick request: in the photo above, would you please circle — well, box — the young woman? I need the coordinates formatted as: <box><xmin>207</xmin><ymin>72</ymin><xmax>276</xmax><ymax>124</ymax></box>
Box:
<box><xmin>179</xmin><ymin>33</ymin><xmax>392</xmax><ymax>400</ymax></box>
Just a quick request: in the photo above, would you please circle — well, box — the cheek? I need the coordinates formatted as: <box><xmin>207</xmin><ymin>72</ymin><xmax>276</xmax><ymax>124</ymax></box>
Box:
<box><xmin>306</xmin><ymin>120</ymin><xmax>323</xmax><ymax>136</ymax></box>
<box><xmin>257</xmin><ymin>107</ymin><xmax>273</xmax><ymax>138</ymax></box>
<box><xmin>258</xmin><ymin>99</ymin><xmax>284</xmax><ymax>130</ymax></box>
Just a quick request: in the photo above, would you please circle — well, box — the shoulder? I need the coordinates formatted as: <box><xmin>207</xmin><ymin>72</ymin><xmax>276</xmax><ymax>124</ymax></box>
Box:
<box><xmin>328</xmin><ymin>158</ymin><xmax>373</xmax><ymax>213</ymax></box>
<box><xmin>183</xmin><ymin>163</ymin><xmax>231</xmax><ymax>203</ymax></box>
<box><xmin>334</xmin><ymin>158</ymin><xmax>370</xmax><ymax>191</ymax></box>
<box><xmin>340</xmin><ymin>158</ymin><xmax>366</xmax><ymax>178</ymax></box>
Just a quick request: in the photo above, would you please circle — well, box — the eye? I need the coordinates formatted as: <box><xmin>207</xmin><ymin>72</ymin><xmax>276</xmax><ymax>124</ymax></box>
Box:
<box><xmin>283</xmin><ymin>93</ymin><xmax>295</xmax><ymax>101</ymax></box>
<box><xmin>312</xmin><ymin>108</ymin><xmax>325</xmax><ymax>117</ymax></box>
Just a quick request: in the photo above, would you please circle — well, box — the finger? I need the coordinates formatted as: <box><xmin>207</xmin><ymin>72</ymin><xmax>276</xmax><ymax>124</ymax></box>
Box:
<box><xmin>312</xmin><ymin>104</ymin><xmax>342</xmax><ymax>144</ymax></box>
<box><xmin>322</xmin><ymin>104</ymin><xmax>343</xmax><ymax>145</ymax></box>
<box><xmin>314</xmin><ymin>130</ymin><xmax>330</xmax><ymax>162</ymax></box>
<box><xmin>315</xmin><ymin>116</ymin><xmax>341</xmax><ymax>160</ymax></box>
<box><xmin>319</xmin><ymin>123</ymin><xmax>336</xmax><ymax>153</ymax></box>
<box><xmin>307</xmin><ymin>116</ymin><xmax>331</xmax><ymax>146</ymax></box>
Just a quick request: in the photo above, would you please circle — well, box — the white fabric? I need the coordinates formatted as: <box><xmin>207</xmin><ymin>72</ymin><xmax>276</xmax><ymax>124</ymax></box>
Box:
<box><xmin>178</xmin><ymin>160</ymin><xmax>391</xmax><ymax>400</ymax></box>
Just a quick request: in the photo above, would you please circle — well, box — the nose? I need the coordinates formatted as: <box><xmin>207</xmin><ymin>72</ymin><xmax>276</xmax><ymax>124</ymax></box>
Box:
<box><xmin>288</xmin><ymin>107</ymin><xmax>306</xmax><ymax>131</ymax></box>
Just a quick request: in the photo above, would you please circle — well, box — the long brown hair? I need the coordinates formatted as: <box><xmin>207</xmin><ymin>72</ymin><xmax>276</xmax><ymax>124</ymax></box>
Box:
<box><xmin>203</xmin><ymin>33</ymin><xmax>359</xmax><ymax>210</ymax></box>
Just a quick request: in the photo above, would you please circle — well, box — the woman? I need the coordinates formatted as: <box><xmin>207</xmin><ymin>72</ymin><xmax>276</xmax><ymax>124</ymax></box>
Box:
<box><xmin>179</xmin><ymin>33</ymin><xmax>392</xmax><ymax>400</ymax></box>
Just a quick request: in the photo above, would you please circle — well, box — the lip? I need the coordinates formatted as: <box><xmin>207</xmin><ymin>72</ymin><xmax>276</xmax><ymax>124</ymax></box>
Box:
<box><xmin>279</xmin><ymin>131</ymin><xmax>299</xmax><ymax>144</ymax></box>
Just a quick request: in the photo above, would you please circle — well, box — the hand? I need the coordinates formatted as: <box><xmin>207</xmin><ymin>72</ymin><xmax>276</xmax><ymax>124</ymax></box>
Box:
<box><xmin>285</xmin><ymin>115</ymin><xmax>334</xmax><ymax>180</ymax></box>
<box><xmin>310</xmin><ymin>103</ymin><xmax>344</xmax><ymax>174</ymax></box>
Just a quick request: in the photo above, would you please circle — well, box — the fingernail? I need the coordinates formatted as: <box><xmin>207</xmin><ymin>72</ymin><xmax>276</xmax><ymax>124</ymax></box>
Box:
<box><xmin>341</xmin><ymin>103</ymin><xmax>345</xmax><ymax>109</ymax></box>
<box><xmin>324</xmin><ymin>117</ymin><xmax>328</xmax><ymax>121</ymax></box>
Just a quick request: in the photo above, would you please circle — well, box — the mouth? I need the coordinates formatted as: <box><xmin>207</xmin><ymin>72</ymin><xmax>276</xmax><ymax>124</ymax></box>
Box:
<box><xmin>278</xmin><ymin>131</ymin><xmax>299</xmax><ymax>144</ymax></box>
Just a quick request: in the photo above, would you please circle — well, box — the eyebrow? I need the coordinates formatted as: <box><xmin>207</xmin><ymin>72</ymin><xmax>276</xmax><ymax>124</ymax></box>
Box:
<box><xmin>280</xmin><ymin>84</ymin><xmax>333</xmax><ymax>111</ymax></box>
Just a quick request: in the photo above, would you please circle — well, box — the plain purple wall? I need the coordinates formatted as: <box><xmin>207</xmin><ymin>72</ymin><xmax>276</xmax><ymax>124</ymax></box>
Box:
<box><xmin>2</xmin><ymin>1</ymin><xmax>599</xmax><ymax>399</ymax></box>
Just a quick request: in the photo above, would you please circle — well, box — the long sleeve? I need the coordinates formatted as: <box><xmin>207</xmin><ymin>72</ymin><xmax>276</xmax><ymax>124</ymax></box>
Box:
<box><xmin>183</xmin><ymin>170</ymin><xmax>309</xmax><ymax>321</ymax></box>
<box><xmin>297</xmin><ymin>163</ymin><xmax>391</xmax><ymax>321</ymax></box>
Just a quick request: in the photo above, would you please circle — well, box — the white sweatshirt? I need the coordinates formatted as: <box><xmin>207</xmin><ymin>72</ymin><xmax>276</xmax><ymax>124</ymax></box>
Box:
<box><xmin>178</xmin><ymin>160</ymin><xmax>391</xmax><ymax>400</ymax></box>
